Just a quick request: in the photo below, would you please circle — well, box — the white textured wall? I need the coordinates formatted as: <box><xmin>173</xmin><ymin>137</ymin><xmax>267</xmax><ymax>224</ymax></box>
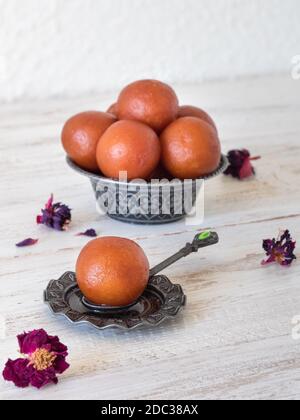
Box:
<box><xmin>0</xmin><ymin>0</ymin><xmax>299</xmax><ymax>102</ymax></box>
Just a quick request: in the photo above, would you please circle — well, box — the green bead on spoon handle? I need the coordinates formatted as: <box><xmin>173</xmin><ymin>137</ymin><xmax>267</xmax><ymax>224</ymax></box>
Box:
<box><xmin>149</xmin><ymin>231</ymin><xmax>219</xmax><ymax>278</ymax></box>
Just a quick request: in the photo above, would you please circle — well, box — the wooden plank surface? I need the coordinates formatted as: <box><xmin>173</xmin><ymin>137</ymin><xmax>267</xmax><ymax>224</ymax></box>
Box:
<box><xmin>0</xmin><ymin>75</ymin><xmax>300</xmax><ymax>400</ymax></box>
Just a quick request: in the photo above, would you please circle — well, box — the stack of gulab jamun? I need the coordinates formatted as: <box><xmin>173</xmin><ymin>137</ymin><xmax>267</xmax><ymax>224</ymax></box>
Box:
<box><xmin>62</xmin><ymin>79</ymin><xmax>221</xmax><ymax>181</ymax></box>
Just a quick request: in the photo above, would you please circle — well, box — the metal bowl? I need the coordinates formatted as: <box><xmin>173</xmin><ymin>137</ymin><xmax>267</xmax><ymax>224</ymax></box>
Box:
<box><xmin>67</xmin><ymin>154</ymin><xmax>228</xmax><ymax>225</ymax></box>
<box><xmin>44</xmin><ymin>272</ymin><xmax>186</xmax><ymax>331</ymax></box>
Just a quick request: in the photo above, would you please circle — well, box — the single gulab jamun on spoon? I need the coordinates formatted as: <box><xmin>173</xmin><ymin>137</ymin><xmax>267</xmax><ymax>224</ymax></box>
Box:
<box><xmin>44</xmin><ymin>231</ymin><xmax>219</xmax><ymax>330</ymax></box>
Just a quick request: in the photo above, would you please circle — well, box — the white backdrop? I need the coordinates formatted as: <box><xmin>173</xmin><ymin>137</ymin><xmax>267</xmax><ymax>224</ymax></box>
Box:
<box><xmin>0</xmin><ymin>0</ymin><xmax>299</xmax><ymax>102</ymax></box>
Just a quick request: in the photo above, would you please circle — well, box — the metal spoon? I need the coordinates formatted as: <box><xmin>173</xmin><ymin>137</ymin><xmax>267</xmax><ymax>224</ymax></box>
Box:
<box><xmin>149</xmin><ymin>230</ymin><xmax>219</xmax><ymax>278</ymax></box>
<box><xmin>82</xmin><ymin>230</ymin><xmax>219</xmax><ymax>312</ymax></box>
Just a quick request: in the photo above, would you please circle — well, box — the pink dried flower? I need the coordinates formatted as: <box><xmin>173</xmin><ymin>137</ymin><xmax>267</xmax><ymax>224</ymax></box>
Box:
<box><xmin>3</xmin><ymin>329</ymin><xmax>69</xmax><ymax>389</ymax></box>
<box><xmin>37</xmin><ymin>194</ymin><xmax>71</xmax><ymax>231</ymax></box>
<box><xmin>224</xmin><ymin>149</ymin><xmax>261</xmax><ymax>180</ymax></box>
<box><xmin>262</xmin><ymin>230</ymin><xmax>297</xmax><ymax>267</ymax></box>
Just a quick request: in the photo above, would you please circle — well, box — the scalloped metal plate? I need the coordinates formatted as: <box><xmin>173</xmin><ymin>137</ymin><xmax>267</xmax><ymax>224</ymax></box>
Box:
<box><xmin>44</xmin><ymin>272</ymin><xmax>186</xmax><ymax>331</ymax></box>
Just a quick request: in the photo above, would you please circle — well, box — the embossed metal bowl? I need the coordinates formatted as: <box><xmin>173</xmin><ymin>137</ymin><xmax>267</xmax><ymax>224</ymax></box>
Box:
<box><xmin>67</xmin><ymin>155</ymin><xmax>228</xmax><ymax>225</ymax></box>
<box><xmin>44</xmin><ymin>272</ymin><xmax>186</xmax><ymax>331</ymax></box>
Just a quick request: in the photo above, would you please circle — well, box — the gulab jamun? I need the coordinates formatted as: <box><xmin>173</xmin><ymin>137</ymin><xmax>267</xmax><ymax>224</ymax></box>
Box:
<box><xmin>96</xmin><ymin>120</ymin><xmax>161</xmax><ymax>180</ymax></box>
<box><xmin>160</xmin><ymin>117</ymin><xmax>221</xmax><ymax>179</ymax></box>
<box><xmin>107</xmin><ymin>103</ymin><xmax>118</xmax><ymax>117</ymax></box>
<box><xmin>178</xmin><ymin>105</ymin><xmax>217</xmax><ymax>132</ymax></box>
<box><xmin>117</xmin><ymin>79</ymin><xmax>179</xmax><ymax>133</ymax></box>
<box><xmin>76</xmin><ymin>237</ymin><xmax>150</xmax><ymax>307</ymax></box>
<box><xmin>62</xmin><ymin>111</ymin><xmax>116</xmax><ymax>172</ymax></box>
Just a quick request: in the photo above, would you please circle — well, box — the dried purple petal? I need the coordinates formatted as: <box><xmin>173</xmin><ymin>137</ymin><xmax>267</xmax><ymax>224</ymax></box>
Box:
<box><xmin>18</xmin><ymin>329</ymin><xmax>49</xmax><ymax>355</ymax></box>
<box><xmin>76</xmin><ymin>229</ymin><xmax>98</xmax><ymax>238</ymax></box>
<box><xmin>29</xmin><ymin>367</ymin><xmax>58</xmax><ymax>389</ymax></box>
<box><xmin>53</xmin><ymin>356</ymin><xmax>70</xmax><ymax>375</ymax></box>
<box><xmin>262</xmin><ymin>230</ymin><xmax>297</xmax><ymax>267</ymax></box>
<box><xmin>3</xmin><ymin>329</ymin><xmax>69</xmax><ymax>389</ymax></box>
<box><xmin>16</xmin><ymin>238</ymin><xmax>39</xmax><ymax>248</ymax></box>
<box><xmin>2</xmin><ymin>359</ymin><xmax>33</xmax><ymax>389</ymax></box>
<box><xmin>224</xmin><ymin>149</ymin><xmax>261</xmax><ymax>180</ymax></box>
<box><xmin>37</xmin><ymin>194</ymin><xmax>71</xmax><ymax>231</ymax></box>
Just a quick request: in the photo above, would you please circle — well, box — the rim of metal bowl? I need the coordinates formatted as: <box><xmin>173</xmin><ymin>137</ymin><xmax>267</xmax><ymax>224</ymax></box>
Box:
<box><xmin>66</xmin><ymin>154</ymin><xmax>228</xmax><ymax>187</ymax></box>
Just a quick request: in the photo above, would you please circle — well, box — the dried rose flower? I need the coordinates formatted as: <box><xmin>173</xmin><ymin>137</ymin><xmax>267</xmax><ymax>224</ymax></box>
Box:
<box><xmin>37</xmin><ymin>194</ymin><xmax>71</xmax><ymax>231</ymax></box>
<box><xmin>2</xmin><ymin>329</ymin><xmax>69</xmax><ymax>389</ymax></box>
<box><xmin>262</xmin><ymin>230</ymin><xmax>297</xmax><ymax>266</ymax></box>
<box><xmin>224</xmin><ymin>149</ymin><xmax>261</xmax><ymax>180</ymax></box>
<box><xmin>16</xmin><ymin>238</ymin><xmax>39</xmax><ymax>248</ymax></box>
<box><xmin>76</xmin><ymin>229</ymin><xmax>98</xmax><ymax>238</ymax></box>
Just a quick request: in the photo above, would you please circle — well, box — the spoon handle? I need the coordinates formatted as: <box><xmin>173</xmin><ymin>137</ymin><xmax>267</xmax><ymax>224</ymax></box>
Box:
<box><xmin>149</xmin><ymin>231</ymin><xmax>219</xmax><ymax>278</ymax></box>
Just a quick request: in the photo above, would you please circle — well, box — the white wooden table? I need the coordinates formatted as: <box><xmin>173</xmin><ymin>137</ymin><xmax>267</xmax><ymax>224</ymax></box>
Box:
<box><xmin>1</xmin><ymin>75</ymin><xmax>300</xmax><ymax>401</ymax></box>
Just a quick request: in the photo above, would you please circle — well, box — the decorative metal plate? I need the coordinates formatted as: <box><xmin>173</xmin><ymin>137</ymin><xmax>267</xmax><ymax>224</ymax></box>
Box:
<box><xmin>44</xmin><ymin>272</ymin><xmax>186</xmax><ymax>331</ymax></box>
